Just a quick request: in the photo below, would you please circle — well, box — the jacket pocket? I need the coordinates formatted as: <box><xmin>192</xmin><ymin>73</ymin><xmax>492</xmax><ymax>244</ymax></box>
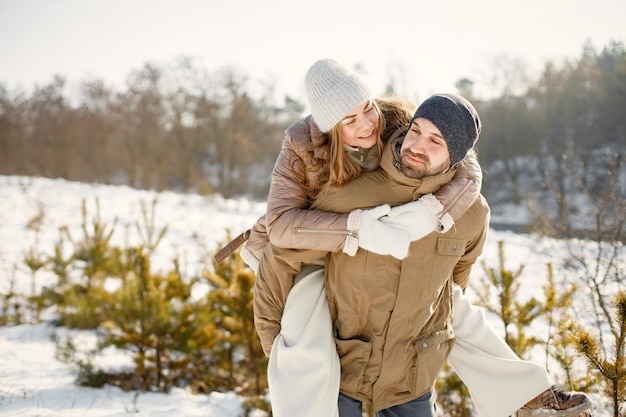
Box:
<box><xmin>412</xmin><ymin>325</ymin><xmax>455</xmax><ymax>394</ymax></box>
<box><xmin>429</xmin><ymin>237</ymin><xmax>467</xmax><ymax>279</ymax></box>
<box><xmin>436</xmin><ymin>238</ymin><xmax>466</xmax><ymax>257</ymax></box>
<box><xmin>335</xmin><ymin>338</ymin><xmax>373</xmax><ymax>398</ymax></box>
<box><xmin>414</xmin><ymin>325</ymin><xmax>455</xmax><ymax>353</ymax></box>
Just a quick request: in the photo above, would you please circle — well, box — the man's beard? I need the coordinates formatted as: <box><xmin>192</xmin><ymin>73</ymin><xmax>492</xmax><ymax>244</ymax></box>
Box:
<box><xmin>399</xmin><ymin>149</ymin><xmax>449</xmax><ymax>179</ymax></box>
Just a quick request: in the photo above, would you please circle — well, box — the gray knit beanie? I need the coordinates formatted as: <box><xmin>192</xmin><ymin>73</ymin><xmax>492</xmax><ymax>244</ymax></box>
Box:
<box><xmin>412</xmin><ymin>93</ymin><xmax>481</xmax><ymax>166</ymax></box>
<box><xmin>305</xmin><ymin>59</ymin><xmax>372</xmax><ymax>133</ymax></box>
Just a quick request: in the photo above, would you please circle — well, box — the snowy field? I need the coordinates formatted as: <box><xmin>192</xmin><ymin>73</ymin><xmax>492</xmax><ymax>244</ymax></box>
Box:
<box><xmin>0</xmin><ymin>175</ymin><xmax>617</xmax><ymax>416</ymax></box>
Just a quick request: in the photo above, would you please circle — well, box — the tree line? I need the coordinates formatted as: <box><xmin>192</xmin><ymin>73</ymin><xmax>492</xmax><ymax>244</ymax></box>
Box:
<box><xmin>471</xmin><ymin>40</ymin><xmax>626</xmax><ymax>240</ymax></box>
<box><xmin>0</xmin><ymin>58</ymin><xmax>304</xmax><ymax>198</ymax></box>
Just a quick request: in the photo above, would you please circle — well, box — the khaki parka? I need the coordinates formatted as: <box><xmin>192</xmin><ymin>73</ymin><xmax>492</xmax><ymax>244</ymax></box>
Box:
<box><xmin>253</xmin><ymin>123</ymin><xmax>483</xmax><ymax>356</ymax></box>
<box><xmin>255</xmin><ymin>135</ymin><xmax>490</xmax><ymax>410</ymax></box>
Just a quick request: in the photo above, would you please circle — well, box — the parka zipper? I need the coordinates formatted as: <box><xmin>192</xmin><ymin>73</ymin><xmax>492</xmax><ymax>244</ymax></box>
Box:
<box><xmin>295</xmin><ymin>227</ymin><xmax>356</xmax><ymax>237</ymax></box>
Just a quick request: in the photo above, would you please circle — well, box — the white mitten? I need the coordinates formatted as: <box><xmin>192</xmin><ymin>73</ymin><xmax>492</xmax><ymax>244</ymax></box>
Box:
<box><xmin>346</xmin><ymin>204</ymin><xmax>410</xmax><ymax>260</ymax></box>
<box><xmin>380</xmin><ymin>194</ymin><xmax>443</xmax><ymax>241</ymax></box>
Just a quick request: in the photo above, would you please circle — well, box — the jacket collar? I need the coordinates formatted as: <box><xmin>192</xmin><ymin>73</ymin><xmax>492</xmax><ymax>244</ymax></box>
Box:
<box><xmin>344</xmin><ymin>143</ymin><xmax>380</xmax><ymax>170</ymax></box>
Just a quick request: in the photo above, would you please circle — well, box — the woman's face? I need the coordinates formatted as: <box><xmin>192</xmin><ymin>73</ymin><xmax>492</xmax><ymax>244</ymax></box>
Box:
<box><xmin>339</xmin><ymin>99</ymin><xmax>379</xmax><ymax>149</ymax></box>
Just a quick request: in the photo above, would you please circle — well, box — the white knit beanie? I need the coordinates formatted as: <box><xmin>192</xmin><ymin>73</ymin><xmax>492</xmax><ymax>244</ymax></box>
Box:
<box><xmin>305</xmin><ymin>59</ymin><xmax>372</xmax><ymax>133</ymax></box>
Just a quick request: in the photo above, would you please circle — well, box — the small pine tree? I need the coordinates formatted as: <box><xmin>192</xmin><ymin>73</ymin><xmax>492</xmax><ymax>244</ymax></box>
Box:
<box><xmin>540</xmin><ymin>263</ymin><xmax>592</xmax><ymax>391</ymax></box>
<box><xmin>203</xmin><ymin>248</ymin><xmax>268</xmax><ymax>398</ymax></box>
<box><xmin>23</xmin><ymin>237</ymin><xmax>47</xmax><ymax>322</ymax></box>
<box><xmin>52</xmin><ymin>199</ymin><xmax>118</xmax><ymax>329</ymax></box>
<box><xmin>135</xmin><ymin>197</ymin><xmax>168</xmax><ymax>255</ymax></box>
<box><xmin>552</xmin><ymin>319</ymin><xmax>598</xmax><ymax>392</ymax></box>
<box><xmin>472</xmin><ymin>240</ymin><xmax>584</xmax><ymax>391</ymax></box>
<box><xmin>0</xmin><ymin>264</ymin><xmax>21</xmax><ymax>325</ymax></box>
<box><xmin>570</xmin><ymin>290</ymin><xmax>626</xmax><ymax>417</ymax></box>
<box><xmin>22</xmin><ymin>201</ymin><xmax>48</xmax><ymax>323</ymax></box>
<box><xmin>102</xmin><ymin>247</ymin><xmax>200</xmax><ymax>392</ymax></box>
<box><xmin>472</xmin><ymin>240</ymin><xmax>543</xmax><ymax>357</ymax></box>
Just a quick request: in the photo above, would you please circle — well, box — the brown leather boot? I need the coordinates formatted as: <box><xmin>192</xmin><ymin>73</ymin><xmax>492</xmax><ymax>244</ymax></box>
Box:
<box><xmin>517</xmin><ymin>385</ymin><xmax>591</xmax><ymax>417</ymax></box>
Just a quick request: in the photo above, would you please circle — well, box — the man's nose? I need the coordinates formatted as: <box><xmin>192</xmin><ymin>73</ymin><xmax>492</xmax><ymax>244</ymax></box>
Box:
<box><xmin>408</xmin><ymin>136</ymin><xmax>426</xmax><ymax>153</ymax></box>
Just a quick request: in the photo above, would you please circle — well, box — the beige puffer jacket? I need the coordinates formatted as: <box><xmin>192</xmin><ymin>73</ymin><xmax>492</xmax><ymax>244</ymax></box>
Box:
<box><xmin>256</xmin><ymin>136</ymin><xmax>491</xmax><ymax>411</ymax></box>
<box><xmin>241</xmin><ymin>99</ymin><xmax>483</xmax><ymax>269</ymax></box>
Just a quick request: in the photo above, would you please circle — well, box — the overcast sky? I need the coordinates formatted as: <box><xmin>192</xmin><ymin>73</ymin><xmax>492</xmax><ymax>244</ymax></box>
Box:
<box><xmin>1</xmin><ymin>0</ymin><xmax>625</xmax><ymax>103</ymax></box>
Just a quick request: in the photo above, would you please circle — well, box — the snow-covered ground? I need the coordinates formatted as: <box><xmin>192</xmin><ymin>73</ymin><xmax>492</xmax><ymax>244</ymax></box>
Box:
<box><xmin>0</xmin><ymin>175</ymin><xmax>617</xmax><ymax>416</ymax></box>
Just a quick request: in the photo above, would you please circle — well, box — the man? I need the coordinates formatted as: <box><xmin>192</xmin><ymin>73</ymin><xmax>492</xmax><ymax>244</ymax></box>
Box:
<box><xmin>324</xmin><ymin>93</ymin><xmax>488</xmax><ymax>415</ymax></box>
<box><xmin>254</xmin><ymin>94</ymin><xmax>591</xmax><ymax>416</ymax></box>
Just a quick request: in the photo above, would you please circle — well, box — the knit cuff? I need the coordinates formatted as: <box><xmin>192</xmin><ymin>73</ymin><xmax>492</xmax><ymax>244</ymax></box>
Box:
<box><xmin>421</xmin><ymin>193</ymin><xmax>444</xmax><ymax>214</ymax></box>
<box><xmin>343</xmin><ymin>210</ymin><xmax>361</xmax><ymax>256</ymax></box>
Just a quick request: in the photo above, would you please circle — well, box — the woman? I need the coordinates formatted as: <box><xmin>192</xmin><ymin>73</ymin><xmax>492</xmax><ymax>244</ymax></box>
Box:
<box><xmin>239</xmin><ymin>59</ymin><xmax>471</xmax><ymax>272</ymax></box>
<box><xmin>218</xmin><ymin>59</ymin><xmax>590</xmax><ymax>417</ymax></box>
